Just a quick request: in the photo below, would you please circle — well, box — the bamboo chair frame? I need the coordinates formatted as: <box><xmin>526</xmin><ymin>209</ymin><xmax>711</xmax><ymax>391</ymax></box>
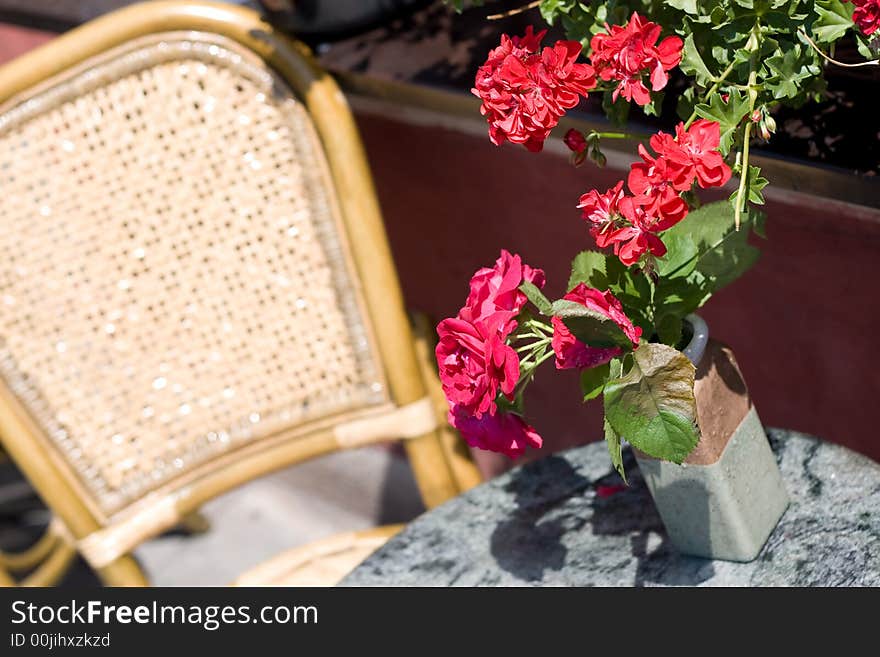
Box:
<box><xmin>0</xmin><ymin>1</ymin><xmax>480</xmax><ymax>586</ymax></box>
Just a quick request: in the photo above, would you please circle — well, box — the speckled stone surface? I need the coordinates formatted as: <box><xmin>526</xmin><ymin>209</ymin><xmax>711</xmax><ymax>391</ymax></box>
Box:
<box><xmin>342</xmin><ymin>430</ymin><xmax>880</xmax><ymax>586</ymax></box>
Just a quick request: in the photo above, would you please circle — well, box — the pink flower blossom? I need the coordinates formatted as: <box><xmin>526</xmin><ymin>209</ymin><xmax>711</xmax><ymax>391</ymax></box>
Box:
<box><xmin>459</xmin><ymin>249</ymin><xmax>545</xmax><ymax>330</ymax></box>
<box><xmin>448</xmin><ymin>405</ymin><xmax>543</xmax><ymax>459</ymax></box>
<box><xmin>551</xmin><ymin>284</ymin><xmax>641</xmax><ymax>370</ymax></box>
<box><xmin>436</xmin><ymin>315</ymin><xmax>520</xmax><ymax>417</ymax></box>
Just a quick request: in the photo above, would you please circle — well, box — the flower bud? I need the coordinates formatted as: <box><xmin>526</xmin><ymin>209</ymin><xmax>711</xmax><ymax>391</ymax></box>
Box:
<box><xmin>758</xmin><ymin>113</ymin><xmax>776</xmax><ymax>141</ymax></box>
<box><xmin>563</xmin><ymin>129</ymin><xmax>588</xmax><ymax>154</ymax></box>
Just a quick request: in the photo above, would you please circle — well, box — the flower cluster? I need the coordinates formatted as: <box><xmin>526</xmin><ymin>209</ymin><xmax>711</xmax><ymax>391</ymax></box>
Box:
<box><xmin>436</xmin><ymin>251</ymin><xmax>644</xmax><ymax>459</ymax></box>
<box><xmin>551</xmin><ymin>284</ymin><xmax>641</xmax><ymax>370</ymax></box>
<box><xmin>472</xmin><ymin>27</ymin><xmax>596</xmax><ymax>152</ymax></box>
<box><xmin>578</xmin><ymin>119</ymin><xmax>731</xmax><ymax>266</ymax></box>
<box><xmin>590</xmin><ymin>12</ymin><xmax>683</xmax><ymax>106</ymax></box>
<box><xmin>436</xmin><ymin>251</ymin><xmax>545</xmax><ymax>458</ymax></box>
<box><xmin>847</xmin><ymin>0</ymin><xmax>880</xmax><ymax>35</ymax></box>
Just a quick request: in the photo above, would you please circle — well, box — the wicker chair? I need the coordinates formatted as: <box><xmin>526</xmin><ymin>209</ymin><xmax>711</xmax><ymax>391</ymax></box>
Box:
<box><xmin>0</xmin><ymin>1</ymin><xmax>480</xmax><ymax>586</ymax></box>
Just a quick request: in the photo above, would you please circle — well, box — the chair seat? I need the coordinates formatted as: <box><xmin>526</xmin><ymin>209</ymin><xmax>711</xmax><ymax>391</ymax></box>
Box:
<box><xmin>232</xmin><ymin>525</ymin><xmax>403</xmax><ymax>587</ymax></box>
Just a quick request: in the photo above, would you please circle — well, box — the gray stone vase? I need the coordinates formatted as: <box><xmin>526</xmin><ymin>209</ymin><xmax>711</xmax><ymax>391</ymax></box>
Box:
<box><xmin>633</xmin><ymin>315</ymin><xmax>789</xmax><ymax>562</ymax></box>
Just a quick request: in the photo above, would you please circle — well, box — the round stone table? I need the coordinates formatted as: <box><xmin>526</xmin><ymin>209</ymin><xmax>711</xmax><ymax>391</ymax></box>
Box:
<box><xmin>342</xmin><ymin>429</ymin><xmax>880</xmax><ymax>586</ymax></box>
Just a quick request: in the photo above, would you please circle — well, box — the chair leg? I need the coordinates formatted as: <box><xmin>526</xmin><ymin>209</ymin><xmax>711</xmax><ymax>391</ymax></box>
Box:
<box><xmin>96</xmin><ymin>554</ymin><xmax>150</xmax><ymax>587</ymax></box>
<box><xmin>0</xmin><ymin>522</ymin><xmax>62</xmax><ymax>573</ymax></box>
<box><xmin>20</xmin><ymin>542</ymin><xmax>77</xmax><ymax>587</ymax></box>
<box><xmin>0</xmin><ymin>518</ymin><xmax>77</xmax><ymax>586</ymax></box>
<box><xmin>0</xmin><ymin>565</ymin><xmax>15</xmax><ymax>586</ymax></box>
<box><xmin>0</xmin><ymin>542</ymin><xmax>77</xmax><ymax>587</ymax></box>
<box><xmin>403</xmin><ymin>432</ymin><xmax>461</xmax><ymax>508</ymax></box>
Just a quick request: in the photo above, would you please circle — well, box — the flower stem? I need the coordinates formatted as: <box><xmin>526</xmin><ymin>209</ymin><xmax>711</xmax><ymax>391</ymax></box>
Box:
<box><xmin>799</xmin><ymin>28</ymin><xmax>879</xmax><ymax>68</ymax></box>
<box><xmin>513</xmin><ymin>348</ymin><xmax>556</xmax><ymax>399</ymax></box>
<box><xmin>487</xmin><ymin>0</ymin><xmax>540</xmax><ymax>20</ymax></box>
<box><xmin>589</xmin><ymin>131</ymin><xmax>639</xmax><ymax>140</ymax></box>
<box><xmin>734</xmin><ymin>27</ymin><xmax>761</xmax><ymax>231</ymax></box>
<box><xmin>516</xmin><ymin>337</ymin><xmax>551</xmax><ymax>354</ymax></box>
<box><xmin>523</xmin><ymin>318</ymin><xmax>554</xmax><ymax>336</ymax></box>
<box><xmin>532</xmin><ymin>350</ymin><xmax>556</xmax><ymax>368</ymax></box>
<box><xmin>684</xmin><ymin>60</ymin><xmax>738</xmax><ymax>129</ymax></box>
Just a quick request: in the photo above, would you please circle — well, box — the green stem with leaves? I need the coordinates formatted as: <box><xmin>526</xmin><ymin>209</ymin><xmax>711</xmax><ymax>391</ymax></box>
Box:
<box><xmin>512</xmin><ymin>348</ymin><xmax>555</xmax><ymax>400</ymax></box>
<box><xmin>734</xmin><ymin>26</ymin><xmax>761</xmax><ymax>230</ymax></box>
<box><xmin>684</xmin><ymin>59</ymin><xmax>738</xmax><ymax>130</ymax></box>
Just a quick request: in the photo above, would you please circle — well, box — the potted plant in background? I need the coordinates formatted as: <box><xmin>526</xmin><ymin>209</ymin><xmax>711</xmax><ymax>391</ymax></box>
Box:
<box><xmin>436</xmin><ymin>0</ymin><xmax>878</xmax><ymax>561</ymax></box>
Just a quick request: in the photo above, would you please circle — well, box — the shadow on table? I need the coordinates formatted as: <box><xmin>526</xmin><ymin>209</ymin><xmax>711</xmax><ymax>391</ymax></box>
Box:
<box><xmin>489</xmin><ymin>455</ymin><xmax>592</xmax><ymax>582</ymax></box>
<box><xmin>488</xmin><ymin>449</ymin><xmax>716</xmax><ymax>585</ymax></box>
<box><xmin>590</xmin><ymin>450</ymin><xmax>716</xmax><ymax>586</ymax></box>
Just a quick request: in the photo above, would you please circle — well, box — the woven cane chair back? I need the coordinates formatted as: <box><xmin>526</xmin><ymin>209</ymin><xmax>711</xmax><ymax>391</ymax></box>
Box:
<box><xmin>0</xmin><ymin>31</ymin><xmax>408</xmax><ymax>520</ymax></box>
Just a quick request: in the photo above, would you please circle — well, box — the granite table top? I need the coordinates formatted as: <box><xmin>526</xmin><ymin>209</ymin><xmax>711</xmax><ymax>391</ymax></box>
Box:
<box><xmin>342</xmin><ymin>429</ymin><xmax>880</xmax><ymax>586</ymax></box>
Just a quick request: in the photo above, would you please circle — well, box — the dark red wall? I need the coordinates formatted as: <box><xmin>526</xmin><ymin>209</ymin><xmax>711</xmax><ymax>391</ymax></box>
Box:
<box><xmin>353</xmin><ymin>113</ymin><xmax>880</xmax><ymax>470</ymax></box>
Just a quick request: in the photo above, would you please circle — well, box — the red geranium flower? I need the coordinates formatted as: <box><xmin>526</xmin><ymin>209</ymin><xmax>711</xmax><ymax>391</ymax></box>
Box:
<box><xmin>436</xmin><ymin>314</ymin><xmax>521</xmax><ymax>418</ymax></box>
<box><xmin>577</xmin><ymin>180</ymin><xmax>677</xmax><ymax>266</ymax></box>
<box><xmin>551</xmin><ymin>284</ymin><xmax>641</xmax><ymax>370</ymax></box>
<box><xmin>578</xmin><ymin>181</ymin><xmax>626</xmax><ymax>246</ymax></box>
<box><xmin>612</xmin><ymin>196</ymin><xmax>673</xmax><ymax>265</ymax></box>
<box><xmin>460</xmin><ymin>249</ymin><xmax>545</xmax><ymax>330</ymax></box>
<box><xmin>590</xmin><ymin>12</ymin><xmax>683</xmax><ymax>107</ymax></box>
<box><xmin>627</xmin><ymin>144</ymin><xmax>691</xmax><ymax>225</ymax></box>
<box><xmin>436</xmin><ymin>251</ymin><xmax>546</xmax><ymax>417</ymax></box>
<box><xmin>448</xmin><ymin>405</ymin><xmax>543</xmax><ymax>459</ymax></box>
<box><xmin>847</xmin><ymin>0</ymin><xmax>880</xmax><ymax>35</ymax></box>
<box><xmin>604</xmin><ymin>229</ymin><xmax>667</xmax><ymax>266</ymax></box>
<box><xmin>473</xmin><ymin>27</ymin><xmax>596</xmax><ymax>151</ymax></box>
<box><xmin>670</xmin><ymin>120</ymin><xmax>733</xmax><ymax>189</ymax></box>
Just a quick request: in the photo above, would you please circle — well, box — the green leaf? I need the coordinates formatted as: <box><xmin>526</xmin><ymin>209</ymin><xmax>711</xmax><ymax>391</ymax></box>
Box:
<box><xmin>680</xmin><ymin>34</ymin><xmax>714</xmax><ymax>87</ymax></box>
<box><xmin>856</xmin><ymin>33</ymin><xmax>880</xmax><ymax>59</ymax></box>
<box><xmin>764</xmin><ymin>45</ymin><xmax>817</xmax><ymax>100</ymax></box>
<box><xmin>694</xmin><ymin>89</ymin><xmax>750</xmax><ymax>155</ymax></box>
<box><xmin>568</xmin><ymin>250</ymin><xmax>607</xmax><ymax>290</ymax></box>
<box><xmin>604</xmin><ymin>418</ymin><xmax>627</xmax><ymax>483</ymax></box>
<box><xmin>519</xmin><ymin>281</ymin><xmax>553</xmax><ymax>316</ymax></box>
<box><xmin>551</xmin><ymin>299</ymin><xmax>633</xmax><ymax>349</ymax></box>
<box><xmin>655</xmin><ymin>232</ymin><xmax>698</xmax><ymax>278</ymax></box>
<box><xmin>642</xmin><ymin>92</ymin><xmax>664</xmax><ymax>117</ymax></box>
<box><xmin>603</xmin><ymin>343</ymin><xmax>700</xmax><ymax>464</ymax></box>
<box><xmin>661</xmin><ymin>200</ymin><xmax>760</xmax><ymax>283</ymax></box>
<box><xmin>729</xmin><ymin>165</ymin><xmax>769</xmax><ymax>206</ymax></box>
<box><xmin>676</xmin><ymin>85</ymin><xmax>697</xmax><ymax>123</ymax></box>
<box><xmin>539</xmin><ymin>0</ymin><xmax>560</xmax><ymax>23</ymax></box>
<box><xmin>656</xmin><ymin>314</ymin><xmax>684</xmax><ymax>347</ymax></box>
<box><xmin>667</xmin><ymin>0</ymin><xmax>699</xmax><ymax>14</ymax></box>
<box><xmin>580</xmin><ymin>362</ymin><xmax>610</xmax><ymax>401</ymax></box>
<box><xmin>813</xmin><ymin>0</ymin><xmax>854</xmax><ymax>43</ymax></box>
<box><xmin>654</xmin><ymin>201</ymin><xmax>761</xmax><ymax>316</ymax></box>
<box><xmin>566</xmin><ymin>251</ymin><xmax>654</xmax><ymax>335</ymax></box>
